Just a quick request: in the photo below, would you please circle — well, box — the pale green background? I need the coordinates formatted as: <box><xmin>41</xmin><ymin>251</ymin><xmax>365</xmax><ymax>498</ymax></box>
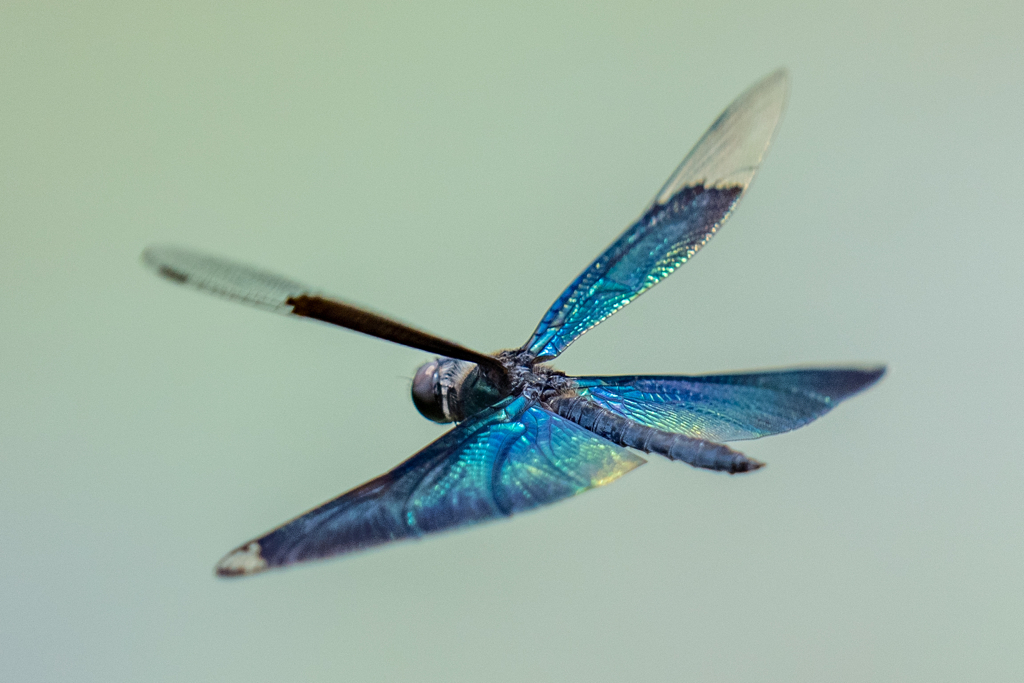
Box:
<box><xmin>2</xmin><ymin>1</ymin><xmax>1022</xmax><ymax>681</ymax></box>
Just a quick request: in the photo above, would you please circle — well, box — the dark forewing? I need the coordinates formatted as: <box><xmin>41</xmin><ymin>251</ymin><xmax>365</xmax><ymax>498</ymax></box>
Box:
<box><xmin>573</xmin><ymin>367</ymin><xmax>885</xmax><ymax>442</ymax></box>
<box><xmin>215</xmin><ymin>397</ymin><xmax>645</xmax><ymax>576</ymax></box>
<box><xmin>141</xmin><ymin>246</ymin><xmax>502</xmax><ymax>372</ymax></box>
<box><xmin>524</xmin><ymin>70</ymin><xmax>789</xmax><ymax>360</ymax></box>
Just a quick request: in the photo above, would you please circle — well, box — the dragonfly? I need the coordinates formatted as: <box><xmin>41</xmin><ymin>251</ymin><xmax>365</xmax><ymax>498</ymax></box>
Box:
<box><xmin>143</xmin><ymin>69</ymin><xmax>883</xmax><ymax>577</ymax></box>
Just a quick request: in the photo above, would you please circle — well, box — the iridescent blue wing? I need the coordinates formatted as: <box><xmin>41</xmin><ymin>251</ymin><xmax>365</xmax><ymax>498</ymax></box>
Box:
<box><xmin>524</xmin><ymin>70</ymin><xmax>789</xmax><ymax>360</ymax></box>
<box><xmin>574</xmin><ymin>367</ymin><xmax>885</xmax><ymax>442</ymax></box>
<box><xmin>215</xmin><ymin>397</ymin><xmax>645</xmax><ymax>576</ymax></box>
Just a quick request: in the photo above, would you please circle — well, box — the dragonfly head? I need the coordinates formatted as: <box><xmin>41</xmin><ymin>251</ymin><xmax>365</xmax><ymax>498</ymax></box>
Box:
<box><xmin>412</xmin><ymin>357</ymin><xmax>468</xmax><ymax>423</ymax></box>
<box><xmin>412</xmin><ymin>357</ymin><xmax>508</xmax><ymax>423</ymax></box>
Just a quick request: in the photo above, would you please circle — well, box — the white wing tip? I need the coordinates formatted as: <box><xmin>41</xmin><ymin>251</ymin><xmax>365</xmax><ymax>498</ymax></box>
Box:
<box><xmin>752</xmin><ymin>68</ymin><xmax>790</xmax><ymax>97</ymax></box>
<box><xmin>216</xmin><ymin>541</ymin><xmax>269</xmax><ymax>577</ymax></box>
<box><xmin>744</xmin><ymin>67</ymin><xmax>791</xmax><ymax>112</ymax></box>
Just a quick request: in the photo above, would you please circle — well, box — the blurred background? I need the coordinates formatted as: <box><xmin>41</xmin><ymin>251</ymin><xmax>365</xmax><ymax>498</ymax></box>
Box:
<box><xmin>2</xmin><ymin>1</ymin><xmax>1022</xmax><ymax>681</ymax></box>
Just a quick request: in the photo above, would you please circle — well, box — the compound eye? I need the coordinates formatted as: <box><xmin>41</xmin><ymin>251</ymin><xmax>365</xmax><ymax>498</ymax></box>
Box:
<box><xmin>411</xmin><ymin>360</ymin><xmax>449</xmax><ymax>423</ymax></box>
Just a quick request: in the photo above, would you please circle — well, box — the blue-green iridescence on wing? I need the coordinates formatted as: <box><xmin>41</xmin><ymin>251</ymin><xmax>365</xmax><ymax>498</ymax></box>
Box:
<box><xmin>215</xmin><ymin>397</ymin><xmax>645</xmax><ymax>576</ymax></box>
<box><xmin>574</xmin><ymin>368</ymin><xmax>885</xmax><ymax>443</ymax></box>
<box><xmin>526</xmin><ymin>185</ymin><xmax>741</xmax><ymax>359</ymax></box>
<box><xmin>523</xmin><ymin>69</ymin><xmax>788</xmax><ymax>360</ymax></box>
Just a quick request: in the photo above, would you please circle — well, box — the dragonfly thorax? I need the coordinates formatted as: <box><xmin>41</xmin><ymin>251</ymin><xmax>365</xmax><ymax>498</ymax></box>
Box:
<box><xmin>411</xmin><ymin>350</ymin><xmax>574</xmax><ymax>424</ymax></box>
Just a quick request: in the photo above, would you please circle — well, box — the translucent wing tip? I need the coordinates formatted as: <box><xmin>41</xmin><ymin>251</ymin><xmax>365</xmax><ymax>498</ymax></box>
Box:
<box><xmin>736</xmin><ymin>67</ymin><xmax>790</xmax><ymax>125</ymax></box>
<box><xmin>141</xmin><ymin>244</ymin><xmax>310</xmax><ymax>312</ymax></box>
<box><xmin>748</xmin><ymin>66</ymin><xmax>790</xmax><ymax>135</ymax></box>
<box><xmin>760</xmin><ymin>67</ymin><xmax>791</xmax><ymax>94</ymax></box>
<box><xmin>654</xmin><ymin>67</ymin><xmax>791</xmax><ymax>204</ymax></box>
<box><xmin>141</xmin><ymin>245</ymin><xmax>190</xmax><ymax>284</ymax></box>
<box><xmin>727</xmin><ymin>66</ymin><xmax>791</xmax><ymax>168</ymax></box>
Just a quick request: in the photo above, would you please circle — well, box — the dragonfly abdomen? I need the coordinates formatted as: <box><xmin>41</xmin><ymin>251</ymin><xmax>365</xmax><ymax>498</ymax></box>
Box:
<box><xmin>547</xmin><ymin>395</ymin><xmax>762</xmax><ymax>474</ymax></box>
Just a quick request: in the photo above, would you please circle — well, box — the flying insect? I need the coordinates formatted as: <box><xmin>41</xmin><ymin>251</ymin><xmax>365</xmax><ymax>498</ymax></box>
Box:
<box><xmin>143</xmin><ymin>69</ymin><xmax>883</xmax><ymax>576</ymax></box>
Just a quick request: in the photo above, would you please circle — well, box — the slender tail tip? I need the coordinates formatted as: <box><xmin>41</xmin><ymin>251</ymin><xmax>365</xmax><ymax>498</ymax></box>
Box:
<box><xmin>732</xmin><ymin>456</ymin><xmax>766</xmax><ymax>474</ymax></box>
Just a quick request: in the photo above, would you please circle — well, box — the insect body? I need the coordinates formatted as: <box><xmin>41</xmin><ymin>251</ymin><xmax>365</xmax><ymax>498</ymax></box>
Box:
<box><xmin>143</xmin><ymin>69</ymin><xmax>883</xmax><ymax>577</ymax></box>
